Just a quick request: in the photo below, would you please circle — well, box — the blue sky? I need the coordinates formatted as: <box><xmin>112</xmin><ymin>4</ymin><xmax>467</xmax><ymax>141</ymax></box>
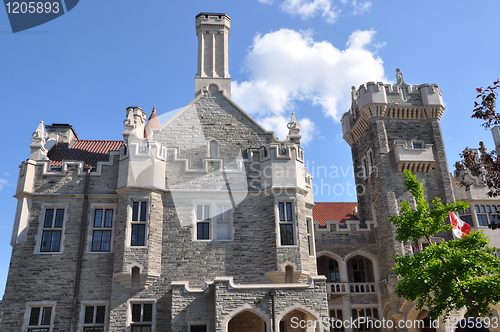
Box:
<box><xmin>1</xmin><ymin>0</ymin><xmax>499</xmax><ymax>297</ymax></box>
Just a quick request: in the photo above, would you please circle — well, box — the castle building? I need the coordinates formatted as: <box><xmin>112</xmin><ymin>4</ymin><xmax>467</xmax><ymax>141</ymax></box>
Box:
<box><xmin>1</xmin><ymin>12</ymin><xmax>499</xmax><ymax>332</ymax></box>
<box><xmin>0</xmin><ymin>13</ymin><xmax>327</xmax><ymax>332</ymax></box>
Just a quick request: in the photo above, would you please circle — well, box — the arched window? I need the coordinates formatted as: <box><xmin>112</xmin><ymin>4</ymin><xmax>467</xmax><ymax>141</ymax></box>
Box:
<box><xmin>209</xmin><ymin>140</ymin><xmax>218</xmax><ymax>158</ymax></box>
<box><xmin>131</xmin><ymin>266</ymin><xmax>140</xmax><ymax>289</ymax></box>
<box><xmin>285</xmin><ymin>265</ymin><xmax>293</xmax><ymax>283</ymax></box>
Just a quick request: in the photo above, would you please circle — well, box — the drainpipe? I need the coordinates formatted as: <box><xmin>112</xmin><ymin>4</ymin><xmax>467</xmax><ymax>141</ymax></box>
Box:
<box><xmin>70</xmin><ymin>167</ymin><xmax>91</xmax><ymax>332</ymax></box>
<box><xmin>269</xmin><ymin>289</ymin><xmax>276</xmax><ymax>332</ymax></box>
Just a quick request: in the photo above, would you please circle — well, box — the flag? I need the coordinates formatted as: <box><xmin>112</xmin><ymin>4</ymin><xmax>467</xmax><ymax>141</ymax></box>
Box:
<box><xmin>449</xmin><ymin>211</ymin><xmax>472</xmax><ymax>238</ymax></box>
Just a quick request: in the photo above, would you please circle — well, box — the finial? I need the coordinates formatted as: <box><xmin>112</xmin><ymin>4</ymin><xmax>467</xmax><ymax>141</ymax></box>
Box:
<box><xmin>287</xmin><ymin>113</ymin><xmax>301</xmax><ymax>136</ymax></box>
<box><xmin>152</xmin><ymin>105</ymin><xmax>156</xmax><ymax>113</ymax></box>
<box><xmin>32</xmin><ymin>121</ymin><xmax>46</xmax><ymax>140</ymax></box>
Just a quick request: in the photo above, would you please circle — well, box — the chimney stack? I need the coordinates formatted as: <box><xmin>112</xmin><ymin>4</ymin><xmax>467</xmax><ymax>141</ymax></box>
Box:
<box><xmin>195</xmin><ymin>13</ymin><xmax>231</xmax><ymax>97</ymax></box>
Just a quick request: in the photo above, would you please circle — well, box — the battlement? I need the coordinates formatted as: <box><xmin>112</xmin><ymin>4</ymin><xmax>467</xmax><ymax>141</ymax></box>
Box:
<box><xmin>343</xmin><ymin>69</ymin><xmax>445</xmax><ymax>146</ymax></box>
<box><xmin>195</xmin><ymin>13</ymin><xmax>231</xmax><ymax>31</ymax></box>
<box><xmin>354</xmin><ymin>81</ymin><xmax>443</xmax><ymax>110</ymax></box>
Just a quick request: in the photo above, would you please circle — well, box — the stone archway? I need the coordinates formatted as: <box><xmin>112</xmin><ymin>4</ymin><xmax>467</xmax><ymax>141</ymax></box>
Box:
<box><xmin>280</xmin><ymin>309</ymin><xmax>318</xmax><ymax>332</ymax></box>
<box><xmin>416</xmin><ymin>310</ymin><xmax>437</xmax><ymax>332</ymax></box>
<box><xmin>228</xmin><ymin>310</ymin><xmax>266</xmax><ymax>332</ymax></box>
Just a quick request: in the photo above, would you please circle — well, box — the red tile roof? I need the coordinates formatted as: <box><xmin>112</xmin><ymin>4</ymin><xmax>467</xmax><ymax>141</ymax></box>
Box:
<box><xmin>47</xmin><ymin>140</ymin><xmax>123</xmax><ymax>167</ymax></box>
<box><xmin>313</xmin><ymin>202</ymin><xmax>358</xmax><ymax>226</ymax></box>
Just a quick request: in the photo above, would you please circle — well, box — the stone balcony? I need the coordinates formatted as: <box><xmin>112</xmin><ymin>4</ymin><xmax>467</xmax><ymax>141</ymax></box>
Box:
<box><xmin>327</xmin><ymin>282</ymin><xmax>377</xmax><ymax>295</ymax></box>
<box><xmin>393</xmin><ymin>140</ymin><xmax>435</xmax><ymax>172</ymax></box>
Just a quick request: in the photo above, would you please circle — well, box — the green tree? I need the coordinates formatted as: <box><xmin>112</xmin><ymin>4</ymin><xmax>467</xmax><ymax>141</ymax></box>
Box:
<box><xmin>389</xmin><ymin>170</ymin><xmax>500</xmax><ymax>319</ymax></box>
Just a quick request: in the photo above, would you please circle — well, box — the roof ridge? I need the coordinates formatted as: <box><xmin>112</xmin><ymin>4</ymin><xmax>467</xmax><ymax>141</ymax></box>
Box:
<box><xmin>315</xmin><ymin>201</ymin><xmax>357</xmax><ymax>204</ymax></box>
<box><xmin>76</xmin><ymin>139</ymin><xmax>123</xmax><ymax>142</ymax></box>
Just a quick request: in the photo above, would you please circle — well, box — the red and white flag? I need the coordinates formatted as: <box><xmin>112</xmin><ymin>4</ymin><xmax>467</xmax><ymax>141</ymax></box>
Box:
<box><xmin>449</xmin><ymin>211</ymin><xmax>472</xmax><ymax>238</ymax></box>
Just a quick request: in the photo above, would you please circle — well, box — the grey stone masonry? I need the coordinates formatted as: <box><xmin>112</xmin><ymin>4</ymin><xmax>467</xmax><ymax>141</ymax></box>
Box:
<box><xmin>341</xmin><ymin>70</ymin><xmax>454</xmax><ymax>328</ymax></box>
<box><xmin>1</xmin><ymin>36</ymin><xmax>325</xmax><ymax>331</ymax></box>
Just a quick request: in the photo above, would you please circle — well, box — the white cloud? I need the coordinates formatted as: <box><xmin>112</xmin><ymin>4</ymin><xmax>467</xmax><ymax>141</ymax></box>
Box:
<box><xmin>258</xmin><ymin>0</ymin><xmax>372</xmax><ymax>23</ymax></box>
<box><xmin>0</xmin><ymin>178</ymin><xmax>8</xmax><ymax>191</ymax></box>
<box><xmin>280</xmin><ymin>0</ymin><xmax>339</xmax><ymax>23</ymax></box>
<box><xmin>351</xmin><ymin>0</ymin><xmax>372</xmax><ymax>15</ymax></box>
<box><xmin>232</xmin><ymin>28</ymin><xmax>386</xmax><ymax>143</ymax></box>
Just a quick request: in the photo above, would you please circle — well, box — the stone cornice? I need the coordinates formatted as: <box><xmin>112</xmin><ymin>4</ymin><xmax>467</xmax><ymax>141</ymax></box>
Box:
<box><xmin>343</xmin><ymin>103</ymin><xmax>445</xmax><ymax>146</ymax></box>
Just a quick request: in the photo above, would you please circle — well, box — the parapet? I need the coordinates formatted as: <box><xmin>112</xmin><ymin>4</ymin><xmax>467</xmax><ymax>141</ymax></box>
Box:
<box><xmin>343</xmin><ymin>69</ymin><xmax>445</xmax><ymax>146</ymax></box>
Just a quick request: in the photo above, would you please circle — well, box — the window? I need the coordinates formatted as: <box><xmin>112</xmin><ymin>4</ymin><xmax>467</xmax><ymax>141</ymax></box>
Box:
<box><xmin>328</xmin><ymin>259</ymin><xmax>340</xmax><ymax>282</ymax></box>
<box><xmin>285</xmin><ymin>265</ymin><xmax>294</xmax><ymax>283</ymax></box>
<box><xmin>330</xmin><ymin>309</ymin><xmax>344</xmax><ymax>332</ymax></box>
<box><xmin>209</xmin><ymin>140</ymin><xmax>218</xmax><ymax>158</ymax></box>
<box><xmin>91</xmin><ymin>209</ymin><xmax>113</xmax><ymax>252</ymax></box>
<box><xmin>366</xmin><ymin>149</ymin><xmax>375</xmax><ymax>175</ymax></box>
<box><xmin>131</xmin><ymin>202</ymin><xmax>147</xmax><ymax>246</ymax></box>
<box><xmin>215</xmin><ymin>204</ymin><xmax>231</xmax><ymax>240</ymax></box>
<box><xmin>306</xmin><ymin>218</ymin><xmax>315</xmax><ymax>256</ymax></box>
<box><xmin>190</xmin><ymin>325</ymin><xmax>207</xmax><ymax>332</ymax></box>
<box><xmin>26</xmin><ymin>304</ymin><xmax>53</xmax><ymax>332</ymax></box>
<box><xmin>351</xmin><ymin>308</ymin><xmax>379</xmax><ymax>331</ymax></box>
<box><xmin>278</xmin><ymin>202</ymin><xmax>294</xmax><ymax>245</ymax></box>
<box><xmin>40</xmin><ymin>209</ymin><xmax>64</xmax><ymax>252</ymax></box>
<box><xmin>361</xmin><ymin>157</ymin><xmax>368</xmax><ymax>180</ymax></box>
<box><xmin>196</xmin><ymin>205</ymin><xmax>210</xmax><ymax>240</ymax></box>
<box><xmin>459</xmin><ymin>207</ymin><xmax>473</xmax><ymax>227</ymax></box>
<box><xmin>131</xmin><ymin>302</ymin><xmax>153</xmax><ymax>332</ymax></box>
<box><xmin>352</xmin><ymin>258</ymin><xmax>365</xmax><ymax>282</ymax></box>
<box><xmin>412</xmin><ymin>142</ymin><xmax>423</xmax><ymax>149</ymax></box>
<box><xmin>473</xmin><ymin>204</ymin><xmax>500</xmax><ymax>227</ymax></box>
<box><xmin>83</xmin><ymin>305</ymin><xmax>106</xmax><ymax>332</ymax></box>
<box><xmin>195</xmin><ymin>203</ymin><xmax>233</xmax><ymax>241</ymax></box>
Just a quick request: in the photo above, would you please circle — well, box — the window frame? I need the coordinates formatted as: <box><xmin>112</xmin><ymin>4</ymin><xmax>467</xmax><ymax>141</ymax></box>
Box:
<box><xmin>464</xmin><ymin>203</ymin><xmax>500</xmax><ymax>228</ymax></box>
<box><xmin>351</xmin><ymin>258</ymin><xmax>366</xmax><ymax>282</ymax></box>
<box><xmin>88</xmin><ymin>205</ymin><xmax>115</xmax><ymax>253</ymax></box>
<box><xmin>473</xmin><ymin>204</ymin><xmax>500</xmax><ymax>227</ymax></box>
<box><xmin>23</xmin><ymin>301</ymin><xmax>56</xmax><ymax>332</ymax></box>
<box><xmin>80</xmin><ymin>301</ymin><xmax>108</xmax><ymax>332</ymax></box>
<box><xmin>360</xmin><ymin>156</ymin><xmax>368</xmax><ymax>180</ymax></box>
<box><xmin>128</xmin><ymin>300</ymin><xmax>156</xmax><ymax>332</ymax></box>
<box><xmin>366</xmin><ymin>149</ymin><xmax>376</xmax><ymax>176</ymax></box>
<box><xmin>329</xmin><ymin>309</ymin><xmax>344</xmax><ymax>332</ymax></box>
<box><xmin>35</xmin><ymin>205</ymin><xmax>67</xmax><ymax>254</ymax></box>
<box><xmin>193</xmin><ymin>202</ymin><xmax>234</xmax><ymax>242</ymax></box>
<box><xmin>277</xmin><ymin>200</ymin><xmax>297</xmax><ymax>247</ymax></box>
<box><xmin>306</xmin><ymin>218</ymin><xmax>315</xmax><ymax>256</ymax></box>
<box><xmin>458</xmin><ymin>207</ymin><xmax>474</xmax><ymax>227</ymax></box>
<box><xmin>128</xmin><ymin>200</ymin><xmax>149</xmax><ymax>248</ymax></box>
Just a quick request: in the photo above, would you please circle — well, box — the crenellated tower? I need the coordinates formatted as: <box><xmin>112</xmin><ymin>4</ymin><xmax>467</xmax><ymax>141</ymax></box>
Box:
<box><xmin>342</xmin><ymin>69</ymin><xmax>454</xmax><ymax>323</ymax></box>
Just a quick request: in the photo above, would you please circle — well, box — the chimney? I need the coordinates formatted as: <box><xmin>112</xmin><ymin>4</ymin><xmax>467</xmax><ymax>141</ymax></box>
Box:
<box><xmin>195</xmin><ymin>13</ymin><xmax>231</xmax><ymax>97</ymax></box>
<box><xmin>45</xmin><ymin>123</ymin><xmax>79</xmax><ymax>148</ymax></box>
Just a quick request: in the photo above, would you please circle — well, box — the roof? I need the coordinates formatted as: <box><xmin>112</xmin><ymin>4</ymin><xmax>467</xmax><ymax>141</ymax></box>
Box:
<box><xmin>47</xmin><ymin>140</ymin><xmax>123</xmax><ymax>167</ymax></box>
<box><xmin>313</xmin><ymin>202</ymin><xmax>358</xmax><ymax>227</ymax></box>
